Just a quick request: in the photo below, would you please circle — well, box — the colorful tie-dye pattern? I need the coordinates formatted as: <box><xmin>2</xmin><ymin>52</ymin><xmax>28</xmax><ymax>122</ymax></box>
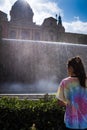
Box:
<box><xmin>56</xmin><ymin>77</ymin><xmax>87</xmax><ymax>129</ymax></box>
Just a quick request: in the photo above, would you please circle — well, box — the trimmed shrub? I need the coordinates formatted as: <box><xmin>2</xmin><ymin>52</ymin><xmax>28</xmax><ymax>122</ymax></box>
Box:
<box><xmin>0</xmin><ymin>96</ymin><xmax>65</xmax><ymax>130</ymax></box>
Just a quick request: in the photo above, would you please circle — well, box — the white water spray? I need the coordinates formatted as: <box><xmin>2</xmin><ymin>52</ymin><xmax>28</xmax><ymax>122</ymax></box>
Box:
<box><xmin>0</xmin><ymin>38</ymin><xmax>87</xmax><ymax>94</ymax></box>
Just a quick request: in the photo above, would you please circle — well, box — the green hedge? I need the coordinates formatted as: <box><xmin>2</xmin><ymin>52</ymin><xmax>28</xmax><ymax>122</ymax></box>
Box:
<box><xmin>0</xmin><ymin>96</ymin><xmax>65</xmax><ymax>130</ymax></box>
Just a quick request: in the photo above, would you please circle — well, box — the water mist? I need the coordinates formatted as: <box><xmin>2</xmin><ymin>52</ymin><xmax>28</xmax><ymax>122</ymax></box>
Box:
<box><xmin>0</xmin><ymin>38</ymin><xmax>87</xmax><ymax>94</ymax></box>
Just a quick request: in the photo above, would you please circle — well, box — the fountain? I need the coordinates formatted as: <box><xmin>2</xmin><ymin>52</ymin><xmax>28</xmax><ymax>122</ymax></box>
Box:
<box><xmin>0</xmin><ymin>38</ymin><xmax>87</xmax><ymax>95</ymax></box>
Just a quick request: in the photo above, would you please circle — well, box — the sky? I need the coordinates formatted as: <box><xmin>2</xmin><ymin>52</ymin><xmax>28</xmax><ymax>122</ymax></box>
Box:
<box><xmin>0</xmin><ymin>0</ymin><xmax>87</xmax><ymax>34</ymax></box>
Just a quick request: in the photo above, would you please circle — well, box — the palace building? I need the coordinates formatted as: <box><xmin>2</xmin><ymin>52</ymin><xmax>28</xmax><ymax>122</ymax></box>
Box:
<box><xmin>0</xmin><ymin>0</ymin><xmax>87</xmax><ymax>44</ymax></box>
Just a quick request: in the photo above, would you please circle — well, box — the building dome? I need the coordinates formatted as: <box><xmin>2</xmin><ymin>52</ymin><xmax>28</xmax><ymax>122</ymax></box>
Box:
<box><xmin>10</xmin><ymin>0</ymin><xmax>34</xmax><ymax>23</ymax></box>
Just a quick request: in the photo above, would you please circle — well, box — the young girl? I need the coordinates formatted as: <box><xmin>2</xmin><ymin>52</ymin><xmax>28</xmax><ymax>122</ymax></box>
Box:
<box><xmin>56</xmin><ymin>56</ymin><xmax>87</xmax><ymax>129</ymax></box>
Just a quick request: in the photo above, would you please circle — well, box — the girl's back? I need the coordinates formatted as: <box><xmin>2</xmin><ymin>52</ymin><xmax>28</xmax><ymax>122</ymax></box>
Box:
<box><xmin>57</xmin><ymin>77</ymin><xmax>87</xmax><ymax>129</ymax></box>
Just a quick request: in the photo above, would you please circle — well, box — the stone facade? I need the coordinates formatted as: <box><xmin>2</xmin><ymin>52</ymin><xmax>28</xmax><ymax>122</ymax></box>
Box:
<box><xmin>0</xmin><ymin>11</ymin><xmax>8</xmax><ymax>38</ymax></box>
<box><xmin>0</xmin><ymin>0</ymin><xmax>87</xmax><ymax>44</ymax></box>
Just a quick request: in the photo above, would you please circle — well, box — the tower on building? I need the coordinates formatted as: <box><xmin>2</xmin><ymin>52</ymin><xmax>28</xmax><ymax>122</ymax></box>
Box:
<box><xmin>57</xmin><ymin>15</ymin><xmax>65</xmax><ymax>33</ymax></box>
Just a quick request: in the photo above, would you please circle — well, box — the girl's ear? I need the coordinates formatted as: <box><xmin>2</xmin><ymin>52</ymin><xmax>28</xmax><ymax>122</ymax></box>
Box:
<box><xmin>70</xmin><ymin>66</ymin><xmax>74</xmax><ymax>72</ymax></box>
<box><xmin>68</xmin><ymin>66</ymin><xmax>74</xmax><ymax>76</ymax></box>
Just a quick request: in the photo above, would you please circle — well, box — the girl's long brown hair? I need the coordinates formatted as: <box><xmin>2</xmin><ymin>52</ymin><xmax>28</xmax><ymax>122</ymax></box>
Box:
<box><xmin>67</xmin><ymin>56</ymin><xmax>86</xmax><ymax>88</ymax></box>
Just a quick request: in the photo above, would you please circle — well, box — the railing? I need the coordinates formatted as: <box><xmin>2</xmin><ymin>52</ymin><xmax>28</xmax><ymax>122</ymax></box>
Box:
<box><xmin>0</xmin><ymin>93</ymin><xmax>56</xmax><ymax>100</ymax></box>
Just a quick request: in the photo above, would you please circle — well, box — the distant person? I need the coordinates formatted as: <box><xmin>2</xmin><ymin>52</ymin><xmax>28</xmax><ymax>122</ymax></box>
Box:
<box><xmin>56</xmin><ymin>56</ymin><xmax>87</xmax><ymax>129</ymax></box>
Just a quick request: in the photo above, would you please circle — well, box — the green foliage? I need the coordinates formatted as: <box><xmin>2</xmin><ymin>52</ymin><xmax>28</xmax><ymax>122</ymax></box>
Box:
<box><xmin>0</xmin><ymin>96</ymin><xmax>65</xmax><ymax>130</ymax></box>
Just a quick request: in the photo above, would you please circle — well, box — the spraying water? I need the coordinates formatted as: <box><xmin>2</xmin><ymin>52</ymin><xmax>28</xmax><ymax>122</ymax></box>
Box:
<box><xmin>0</xmin><ymin>38</ymin><xmax>87</xmax><ymax>94</ymax></box>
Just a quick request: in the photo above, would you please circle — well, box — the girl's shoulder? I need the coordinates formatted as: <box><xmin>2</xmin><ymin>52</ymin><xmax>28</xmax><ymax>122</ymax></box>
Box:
<box><xmin>62</xmin><ymin>76</ymin><xmax>78</xmax><ymax>82</ymax></box>
<box><xmin>60</xmin><ymin>77</ymin><xmax>72</xmax><ymax>86</ymax></box>
<box><xmin>61</xmin><ymin>77</ymin><xmax>79</xmax><ymax>87</ymax></box>
<box><xmin>60</xmin><ymin>77</ymin><xmax>70</xmax><ymax>84</ymax></box>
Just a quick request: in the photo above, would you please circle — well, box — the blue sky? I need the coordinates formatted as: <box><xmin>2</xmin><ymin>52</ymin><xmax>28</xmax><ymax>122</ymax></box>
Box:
<box><xmin>57</xmin><ymin>0</ymin><xmax>87</xmax><ymax>22</ymax></box>
<box><xmin>0</xmin><ymin>0</ymin><xmax>87</xmax><ymax>34</ymax></box>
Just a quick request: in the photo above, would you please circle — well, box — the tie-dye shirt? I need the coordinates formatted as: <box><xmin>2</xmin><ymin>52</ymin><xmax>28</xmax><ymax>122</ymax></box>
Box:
<box><xmin>56</xmin><ymin>77</ymin><xmax>87</xmax><ymax>129</ymax></box>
